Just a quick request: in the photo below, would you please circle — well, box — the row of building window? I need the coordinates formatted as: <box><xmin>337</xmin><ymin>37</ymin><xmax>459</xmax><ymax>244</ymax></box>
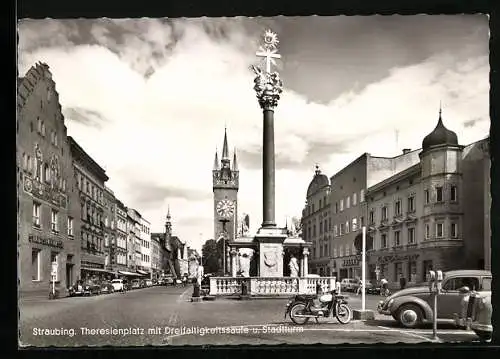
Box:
<box><xmin>141</xmin><ymin>254</ymin><xmax>150</xmax><ymax>263</ymax></box>
<box><xmin>76</xmin><ymin>172</ymin><xmax>104</xmax><ymax>205</ymax></box>
<box><xmin>32</xmin><ymin>202</ymin><xmax>73</xmax><ymax>236</ymax></box>
<box><xmin>306</xmin><ymin>189</ymin><xmax>367</xmax><ymax>216</ymax></box>
<box><xmin>141</xmin><ymin>239</ymin><xmax>150</xmax><ymax>249</ymax></box>
<box><xmin>312</xmin><ymin>222</ymin><xmax>460</xmax><ymax>260</ymax></box>
<box><xmin>82</xmin><ymin>232</ymin><xmax>104</xmax><ymax>254</ymax></box>
<box><xmin>141</xmin><ymin>224</ymin><xmax>150</xmax><ymax>234</ymax></box>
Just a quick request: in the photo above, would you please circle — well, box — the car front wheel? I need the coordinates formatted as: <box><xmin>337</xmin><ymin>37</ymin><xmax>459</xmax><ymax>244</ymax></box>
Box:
<box><xmin>397</xmin><ymin>304</ymin><xmax>423</xmax><ymax>329</ymax></box>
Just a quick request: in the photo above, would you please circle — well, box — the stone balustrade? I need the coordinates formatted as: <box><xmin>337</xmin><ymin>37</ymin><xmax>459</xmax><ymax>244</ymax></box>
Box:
<box><xmin>209</xmin><ymin>276</ymin><xmax>336</xmax><ymax>296</ymax></box>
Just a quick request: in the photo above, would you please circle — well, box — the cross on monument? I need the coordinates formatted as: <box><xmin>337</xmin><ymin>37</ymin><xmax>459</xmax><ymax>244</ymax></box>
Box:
<box><xmin>256</xmin><ymin>30</ymin><xmax>281</xmax><ymax>73</ymax></box>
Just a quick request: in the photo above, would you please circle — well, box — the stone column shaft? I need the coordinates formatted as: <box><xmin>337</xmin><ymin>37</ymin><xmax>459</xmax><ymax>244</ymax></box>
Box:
<box><xmin>262</xmin><ymin>108</ymin><xmax>276</xmax><ymax>227</ymax></box>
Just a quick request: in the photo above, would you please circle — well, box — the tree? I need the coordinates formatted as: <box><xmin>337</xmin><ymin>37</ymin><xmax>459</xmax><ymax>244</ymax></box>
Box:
<box><xmin>201</xmin><ymin>239</ymin><xmax>220</xmax><ymax>274</ymax></box>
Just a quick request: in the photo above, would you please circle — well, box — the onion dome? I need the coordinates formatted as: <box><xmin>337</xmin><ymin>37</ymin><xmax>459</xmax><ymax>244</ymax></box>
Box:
<box><xmin>306</xmin><ymin>165</ymin><xmax>329</xmax><ymax>197</ymax></box>
<box><xmin>422</xmin><ymin>108</ymin><xmax>458</xmax><ymax>151</ymax></box>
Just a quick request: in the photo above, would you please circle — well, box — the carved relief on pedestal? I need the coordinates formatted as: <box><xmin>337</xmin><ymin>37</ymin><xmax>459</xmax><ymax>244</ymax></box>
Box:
<box><xmin>259</xmin><ymin>242</ymin><xmax>284</xmax><ymax>277</ymax></box>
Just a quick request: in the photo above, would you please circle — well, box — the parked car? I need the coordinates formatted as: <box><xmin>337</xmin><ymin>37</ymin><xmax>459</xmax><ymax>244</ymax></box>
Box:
<box><xmin>377</xmin><ymin>270</ymin><xmax>492</xmax><ymax>328</ymax></box>
<box><xmin>68</xmin><ymin>282</ymin><xmax>85</xmax><ymax>297</ymax></box>
<box><xmin>111</xmin><ymin>279</ymin><xmax>126</xmax><ymax>292</ymax></box>
<box><xmin>352</xmin><ymin>280</ymin><xmax>374</xmax><ymax>293</ymax></box>
<box><xmin>163</xmin><ymin>276</ymin><xmax>174</xmax><ymax>285</ymax></box>
<box><xmin>100</xmin><ymin>281</ymin><xmax>115</xmax><ymax>294</ymax></box>
<box><xmin>130</xmin><ymin>279</ymin><xmax>141</xmax><ymax>289</ymax></box>
<box><xmin>340</xmin><ymin>278</ymin><xmax>358</xmax><ymax>292</ymax></box>
<box><xmin>84</xmin><ymin>281</ymin><xmax>102</xmax><ymax>296</ymax></box>
<box><xmin>145</xmin><ymin>279</ymin><xmax>153</xmax><ymax>287</ymax></box>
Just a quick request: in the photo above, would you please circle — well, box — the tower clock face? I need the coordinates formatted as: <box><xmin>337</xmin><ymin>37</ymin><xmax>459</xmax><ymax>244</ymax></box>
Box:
<box><xmin>216</xmin><ymin>199</ymin><xmax>235</xmax><ymax>218</ymax></box>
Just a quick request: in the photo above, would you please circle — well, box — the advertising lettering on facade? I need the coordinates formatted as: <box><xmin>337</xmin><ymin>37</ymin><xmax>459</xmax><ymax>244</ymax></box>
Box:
<box><xmin>28</xmin><ymin>234</ymin><xmax>64</xmax><ymax>249</ymax></box>
<box><xmin>376</xmin><ymin>253</ymin><xmax>420</xmax><ymax>264</ymax></box>
<box><xmin>81</xmin><ymin>261</ymin><xmax>105</xmax><ymax>269</ymax></box>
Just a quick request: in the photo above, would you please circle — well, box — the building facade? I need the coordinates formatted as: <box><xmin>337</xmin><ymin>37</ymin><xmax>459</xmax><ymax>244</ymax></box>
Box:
<box><xmin>69</xmin><ymin>137</ymin><xmax>109</xmax><ymax>282</ymax></box>
<box><xmin>114</xmin><ymin>200</ymin><xmax>129</xmax><ymax>272</ymax></box>
<box><xmin>103</xmin><ymin>186</ymin><xmax>116</xmax><ymax>273</ymax></box>
<box><xmin>305</xmin><ymin>148</ymin><xmax>421</xmax><ymax>279</ymax></box>
<box><xmin>139</xmin><ymin>216</ymin><xmax>151</xmax><ymax>278</ymax></box>
<box><xmin>127</xmin><ymin>209</ymin><xmax>142</xmax><ymax>272</ymax></box>
<box><xmin>212</xmin><ymin>129</ymin><xmax>239</xmax><ymax>273</ymax></box>
<box><xmin>302</xmin><ymin>166</ymin><xmax>331</xmax><ymax>276</ymax></box>
<box><xmin>17</xmin><ymin>62</ymin><xmax>81</xmax><ymax>296</ymax></box>
<box><xmin>150</xmin><ymin>235</ymin><xmax>161</xmax><ymax>280</ymax></box>
<box><xmin>364</xmin><ymin>115</ymin><xmax>489</xmax><ymax>288</ymax></box>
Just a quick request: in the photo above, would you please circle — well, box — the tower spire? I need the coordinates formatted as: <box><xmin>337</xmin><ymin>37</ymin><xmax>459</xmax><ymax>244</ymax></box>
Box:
<box><xmin>222</xmin><ymin>127</ymin><xmax>230</xmax><ymax>162</ymax></box>
<box><xmin>233</xmin><ymin>147</ymin><xmax>238</xmax><ymax>171</ymax></box>
<box><xmin>213</xmin><ymin>147</ymin><xmax>219</xmax><ymax>170</ymax></box>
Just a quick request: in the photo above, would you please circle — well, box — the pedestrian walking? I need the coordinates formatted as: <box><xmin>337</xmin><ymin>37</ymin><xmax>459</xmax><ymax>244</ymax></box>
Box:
<box><xmin>356</xmin><ymin>278</ymin><xmax>363</xmax><ymax>295</ymax></box>
<box><xmin>380</xmin><ymin>277</ymin><xmax>389</xmax><ymax>296</ymax></box>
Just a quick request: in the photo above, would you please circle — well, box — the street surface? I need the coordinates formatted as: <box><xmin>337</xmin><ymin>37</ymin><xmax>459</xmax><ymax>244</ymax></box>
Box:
<box><xmin>19</xmin><ymin>285</ymin><xmax>482</xmax><ymax>347</ymax></box>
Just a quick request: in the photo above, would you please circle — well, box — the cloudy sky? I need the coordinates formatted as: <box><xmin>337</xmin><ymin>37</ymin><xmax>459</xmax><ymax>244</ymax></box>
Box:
<box><xmin>18</xmin><ymin>15</ymin><xmax>489</xmax><ymax>251</ymax></box>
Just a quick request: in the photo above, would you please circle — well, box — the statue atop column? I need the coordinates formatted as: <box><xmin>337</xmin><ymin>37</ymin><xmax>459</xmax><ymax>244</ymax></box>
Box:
<box><xmin>289</xmin><ymin>254</ymin><xmax>299</xmax><ymax>277</ymax></box>
<box><xmin>252</xmin><ymin>30</ymin><xmax>284</xmax><ymax>111</ymax></box>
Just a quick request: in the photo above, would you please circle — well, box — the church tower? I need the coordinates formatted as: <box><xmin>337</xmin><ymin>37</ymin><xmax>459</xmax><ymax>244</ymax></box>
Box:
<box><xmin>213</xmin><ymin>128</ymin><xmax>239</xmax><ymax>244</ymax></box>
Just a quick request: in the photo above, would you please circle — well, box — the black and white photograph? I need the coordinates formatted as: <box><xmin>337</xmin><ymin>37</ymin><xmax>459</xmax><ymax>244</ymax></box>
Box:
<box><xmin>17</xmin><ymin>15</ymin><xmax>492</xmax><ymax>347</ymax></box>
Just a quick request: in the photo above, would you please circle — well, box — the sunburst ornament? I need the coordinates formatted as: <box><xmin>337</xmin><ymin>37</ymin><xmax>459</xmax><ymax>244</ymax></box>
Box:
<box><xmin>263</xmin><ymin>29</ymin><xmax>279</xmax><ymax>50</ymax></box>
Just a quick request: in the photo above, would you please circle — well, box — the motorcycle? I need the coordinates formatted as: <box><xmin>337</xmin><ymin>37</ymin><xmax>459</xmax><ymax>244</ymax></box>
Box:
<box><xmin>284</xmin><ymin>290</ymin><xmax>352</xmax><ymax>325</ymax></box>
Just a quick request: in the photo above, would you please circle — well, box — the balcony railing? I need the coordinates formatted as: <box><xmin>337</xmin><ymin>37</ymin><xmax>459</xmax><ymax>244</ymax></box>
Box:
<box><xmin>209</xmin><ymin>277</ymin><xmax>337</xmax><ymax>296</ymax></box>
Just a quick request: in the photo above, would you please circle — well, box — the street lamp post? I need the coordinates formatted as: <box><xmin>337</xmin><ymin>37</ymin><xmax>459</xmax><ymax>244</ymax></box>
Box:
<box><xmin>219</xmin><ymin>219</ymin><xmax>230</xmax><ymax>275</ymax></box>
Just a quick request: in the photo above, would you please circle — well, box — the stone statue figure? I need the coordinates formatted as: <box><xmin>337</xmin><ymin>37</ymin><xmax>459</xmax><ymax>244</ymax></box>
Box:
<box><xmin>289</xmin><ymin>255</ymin><xmax>299</xmax><ymax>277</ymax></box>
<box><xmin>238</xmin><ymin>248</ymin><xmax>254</xmax><ymax>277</ymax></box>
<box><xmin>196</xmin><ymin>261</ymin><xmax>204</xmax><ymax>286</ymax></box>
<box><xmin>34</xmin><ymin>144</ymin><xmax>42</xmax><ymax>180</ymax></box>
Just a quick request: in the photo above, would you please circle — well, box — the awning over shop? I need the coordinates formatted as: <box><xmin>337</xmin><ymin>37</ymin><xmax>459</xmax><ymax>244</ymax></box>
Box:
<box><xmin>137</xmin><ymin>270</ymin><xmax>149</xmax><ymax>275</ymax></box>
<box><xmin>118</xmin><ymin>270</ymin><xmax>141</xmax><ymax>277</ymax></box>
<box><xmin>81</xmin><ymin>267</ymin><xmax>111</xmax><ymax>273</ymax></box>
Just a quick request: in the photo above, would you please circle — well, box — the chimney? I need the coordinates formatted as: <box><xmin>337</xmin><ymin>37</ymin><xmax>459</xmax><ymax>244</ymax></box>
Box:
<box><xmin>402</xmin><ymin>148</ymin><xmax>411</xmax><ymax>154</ymax></box>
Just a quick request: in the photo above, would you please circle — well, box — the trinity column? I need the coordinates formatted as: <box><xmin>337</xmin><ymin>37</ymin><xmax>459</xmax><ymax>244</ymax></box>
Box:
<box><xmin>251</xmin><ymin>30</ymin><xmax>288</xmax><ymax>277</ymax></box>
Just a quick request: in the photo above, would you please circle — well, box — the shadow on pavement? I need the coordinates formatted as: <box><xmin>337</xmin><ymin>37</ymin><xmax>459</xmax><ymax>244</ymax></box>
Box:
<box><xmin>363</xmin><ymin>318</ymin><xmax>464</xmax><ymax>330</ymax></box>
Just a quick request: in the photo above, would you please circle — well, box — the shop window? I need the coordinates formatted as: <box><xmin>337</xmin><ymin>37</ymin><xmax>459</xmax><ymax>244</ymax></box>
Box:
<box><xmin>31</xmin><ymin>249</ymin><xmax>40</xmax><ymax>281</ymax></box>
<box><xmin>409</xmin><ymin>261</ymin><xmax>417</xmax><ymax>282</ymax></box>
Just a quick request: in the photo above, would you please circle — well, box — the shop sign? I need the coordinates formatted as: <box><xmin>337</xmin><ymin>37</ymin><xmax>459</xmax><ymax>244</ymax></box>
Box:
<box><xmin>81</xmin><ymin>261</ymin><xmax>105</xmax><ymax>269</ymax></box>
<box><xmin>377</xmin><ymin>253</ymin><xmax>419</xmax><ymax>264</ymax></box>
<box><xmin>29</xmin><ymin>234</ymin><xmax>63</xmax><ymax>249</ymax></box>
<box><xmin>343</xmin><ymin>256</ymin><xmax>360</xmax><ymax>267</ymax></box>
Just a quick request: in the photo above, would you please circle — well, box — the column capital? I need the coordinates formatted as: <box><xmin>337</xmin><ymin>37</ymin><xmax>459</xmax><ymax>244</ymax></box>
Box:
<box><xmin>303</xmin><ymin>247</ymin><xmax>310</xmax><ymax>256</ymax></box>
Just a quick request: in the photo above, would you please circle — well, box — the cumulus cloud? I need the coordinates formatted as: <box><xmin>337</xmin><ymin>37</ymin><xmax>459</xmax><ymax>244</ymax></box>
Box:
<box><xmin>17</xmin><ymin>16</ymin><xmax>489</xmax><ymax>251</ymax></box>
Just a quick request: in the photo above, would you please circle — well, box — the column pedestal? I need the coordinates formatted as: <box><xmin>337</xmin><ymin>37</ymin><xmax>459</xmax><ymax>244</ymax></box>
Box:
<box><xmin>254</xmin><ymin>227</ymin><xmax>287</xmax><ymax>278</ymax></box>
